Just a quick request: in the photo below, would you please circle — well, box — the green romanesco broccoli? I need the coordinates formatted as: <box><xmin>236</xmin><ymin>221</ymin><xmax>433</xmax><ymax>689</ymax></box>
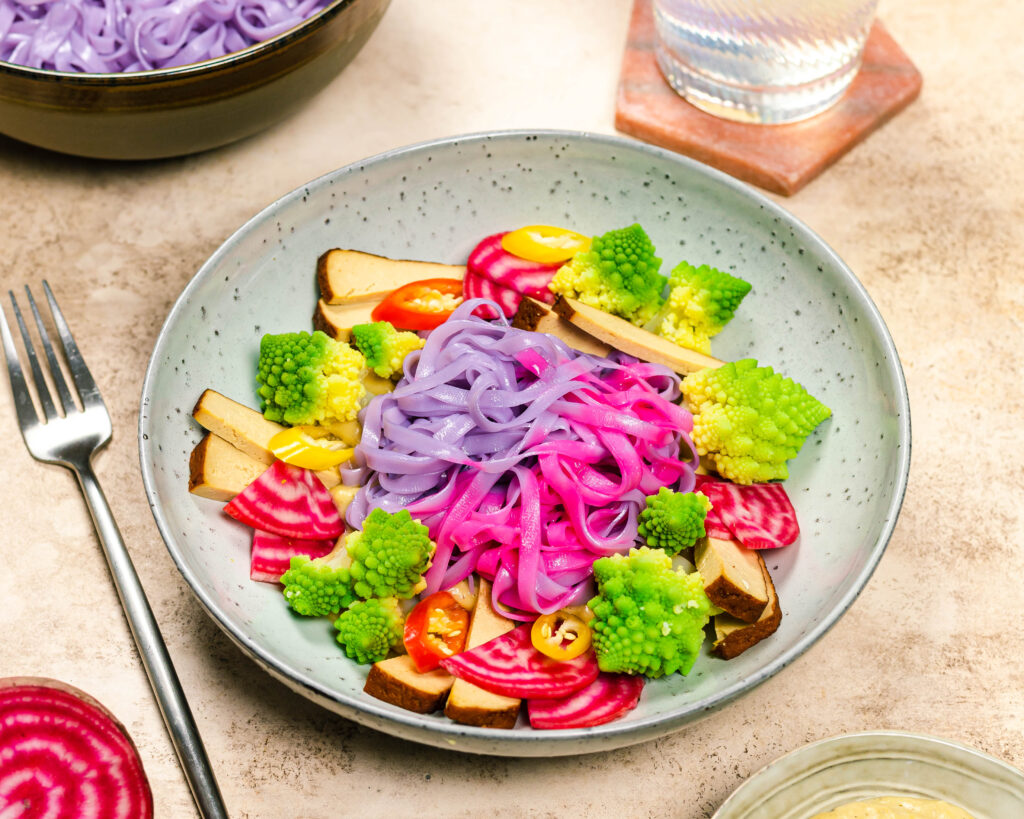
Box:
<box><xmin>257</xmin><ymin>330</ymin><xmax>367</xmax><ymax>426</ymax></box>
<box><xmin>281</xmin><ymin>508</ymin><xmax>436</xmax><ymax>615</ymax></box>
<box><xmin>637</xmin><ymin>488</ymin><xmax>710</xmax><ymax>555</ymax></box>
<box><xmin>345</xmin><ymin>508</ymin><xmax>435</xmax><ymax>600</ymax></box>
<box><xmin>280</xmin><ymin>542</ymin><xmax>358</xmax><ymax>617</ymax></box>
<box><xmin>588</xmin><ymin>546</ymin><xmax>711</xmax><ymax>678</ymax></box>
<box><xmin>644</xmin><ymin>261</ymin><xmax>752</xmax><ymax>354</ymax></box>
<box><xmin>548</xmin><ymin>224</ymin><xmax>666</xmax><ymax>326</ymax></box>
<box><xmin>350</xmin><ymin>321</ymin><xmax>425</xmax><ymax>379</ymax></box>
<box><xmin>681</xmin><ymin>358</ymin><xmax>832</xmax><ymax>484</ymax></box>
<box><xmin>333</xmin><ymin>597</ymin><xmax>405</xmax><ymax>664</ymax></box>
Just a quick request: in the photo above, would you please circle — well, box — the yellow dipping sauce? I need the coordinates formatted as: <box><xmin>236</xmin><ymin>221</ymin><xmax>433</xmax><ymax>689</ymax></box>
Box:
<box><xmin>811</xmin><ymin>796</ymin><xmax>975</xmax><ymax>819</ymax></box>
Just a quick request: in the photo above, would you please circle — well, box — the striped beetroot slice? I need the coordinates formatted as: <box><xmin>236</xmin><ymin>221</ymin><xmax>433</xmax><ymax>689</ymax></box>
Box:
<box><xmin>250</xmin><ymin>530</ymin><xmax>334</xmax><ymax>583</ymax></box>
<box><xmin>440</xmin><ymin>624</ymin><xmax>599</xmax><ymax>699</ymax></box>
<box><xmin>0</xmin><ymin>677</ymin><xmax>152</xmax><ymax>819</ymax></box>
<box><xmin>527</xmin><ymin>672</ymin><xmax>644</xmax><ymax>730</ymax></box>
<box><xmin>467</xmin><ymin>232</ymin><xmax>561</xmax><ymax>299</ymax></box>
<box><xmin>695</xmin><ymin>476</ymin><xmax>733</xmax><ymax>540</ymax></box>
<box><xmin>463</xmin><ymin>266</ymin><xmax>523</xmax><ymax>318</ymax></box>
<box><xmin>695</xmin><ymin>475</ymin><xmax>799</xmax><ymax>549</ymax></box>
<box><xmin>225</xmin><ymin>460</ymin><xmax>343</xmax><ymax>540</ymax></box>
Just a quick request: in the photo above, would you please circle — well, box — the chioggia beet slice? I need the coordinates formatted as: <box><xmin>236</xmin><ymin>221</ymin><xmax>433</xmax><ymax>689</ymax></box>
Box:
<box><xmin>467</xmin><ymin>232</ymin><xmax>561</xmax><ymax>298</ymax></box>
<box><xmin>695</xmin><ymin>474</ymin><xmax>799</xmax><ymax>549</ymax></box>
<box><xmin>463</xmin><ymin>266</ymin><xmax>524</xmax><ymax>318</ymax></box>
<box><xmin>225</xmin><ymin>459</ymin><xmax>343</xmax><ymax>540</ymax></box>
<box><xmin>0</xmin><ymin>677</ymin><xmax>153</xmax><ymax>818</ymax></box>
<box><xmin>440</xmin><ymin>624</ymin><xmax>599</xmax><ymax>699</ymax></box>
<box><xmin>527</xmin><ymin>672</ymin><xmax>644</xmax><ymax>729</ymax></box>
<box><xmin>250</xmin><ymin>530</ymin><xmax>335</xmax><ymax>583</ymax></box>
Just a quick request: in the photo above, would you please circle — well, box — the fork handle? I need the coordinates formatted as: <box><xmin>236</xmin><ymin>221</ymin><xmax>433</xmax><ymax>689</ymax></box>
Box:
<box><xmin>75</xmin><ymin>462</ymin><xmax>229</xmax><ymax>819</ymax></box>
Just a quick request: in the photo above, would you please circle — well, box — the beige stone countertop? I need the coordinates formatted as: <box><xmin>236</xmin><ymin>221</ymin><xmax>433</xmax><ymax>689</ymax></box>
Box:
<box><xmin>1</xmin><ymin>0</ymin><xmax>1022</xmax><ymax>816</ymax></box>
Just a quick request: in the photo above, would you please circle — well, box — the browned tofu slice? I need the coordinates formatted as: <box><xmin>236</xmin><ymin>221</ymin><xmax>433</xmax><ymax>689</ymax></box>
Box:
<box><xmin>696</xmin><ymin>537</ymin><xmax>769</xmax><ymax>623</ymax></box>
<box><xmin>511</xmin><ymin>297</ymin><xmax>613</xmax><ymax>357</ymax></box>
<box><xmin>712</xmin><ymin>558</ymin><xmax>782</xmax><ymax>659</ymax></box>
<box><xmin>191</xmin><ymin>389</ymin><xmax>342</xmax><ymax>489</ymax></box>
<box><xmin>317</xmin><ymin>248</ymin><xmax>465</xmax><ymax>304</ymax></box>
<box><xmin>188</xmin><ymin>433</ymin><xmax>268</xmax><ymax>501</ymax></box>
<box><xmin>312</xmin><ymin>298</ymin><xmax>379</xmax><ymax>342</ymax></box>
<box><xmin>364</xmin><ymin>655</ymin><xmax>454</xmax><ymax>714</ymax></box>
<box><xmin>444</xmin><ymin>580</ymin><xmax>521</xmax><ymax>729</ymax></box>
<box><xmin>552</xmin><ymin>296</ymin><xmax>723</xmax><ymax>375</ymax></box>
<box><xmin>192</xmin><ymin>388</ymin><xmax>282</xmax><ymax>465</ymax></box>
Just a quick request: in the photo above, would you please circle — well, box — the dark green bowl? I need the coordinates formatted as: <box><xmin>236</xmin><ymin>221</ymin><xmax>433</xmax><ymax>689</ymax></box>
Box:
<box><xmin>0</xmin><ymin>0</ymin><xmax>390</xmax><ymax>160</ymax></box>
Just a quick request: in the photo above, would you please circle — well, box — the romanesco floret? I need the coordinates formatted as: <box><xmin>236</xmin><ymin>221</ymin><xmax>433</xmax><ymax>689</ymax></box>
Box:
<box><xmin>280</xmin><ymin>542</ymin><xmax>358</xmax><ymax>617</ymax></box>
<box><xmin>548</xmin><ymin>224</ymin><xmax>666</xmax><ymax>326</ymax></box>
<box><xmin>588</xmin><ymin>546</ymin><xmax>711</xmax><ymax>678</ymax></box>
<box><xmin>645</xmin><ymin>261</ymin><xmax>752</xmax><ymax>354</ymax></box>
<box><xmin>333</xmin><ymin>597</ymin><xmax>404</xmax><ymax>664</ymax></box>
<box><xmin>637</xmin><ymin>488</ymin><xmax>710</xmax><ymax>555</ymax></box>
<box><xmin>257</xmin><ymin>330</ymin><xmax>367</xmax><ymax>426</ymax></box>
<box><xmin>345</xmin><ymin>508</ymin><xmax>435</xmax><ymax>600</ymax></box>
<box><xmin>681</xmin><ymin>358</ymin><xmax>832</xmax><ymax>484</ymax></box>
<box><xmin>350</xmin><ymin>321</ymin><xmax>425</xmax><ymax>379</ymax></box>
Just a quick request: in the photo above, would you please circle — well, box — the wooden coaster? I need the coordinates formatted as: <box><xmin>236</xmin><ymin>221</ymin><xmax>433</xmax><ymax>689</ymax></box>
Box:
<box><xmin>614</xmin><ymin>0</ymin><xmax>923</xmax><ymax>195</ymax></box>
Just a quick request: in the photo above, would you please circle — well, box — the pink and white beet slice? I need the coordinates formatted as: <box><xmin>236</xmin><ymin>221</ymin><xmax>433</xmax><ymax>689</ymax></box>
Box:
<box><xmin>441</xmin><ymin>624</ymin><xmax>599</xmax><ymax>699</ymax></box>
<box><xmin>467</xmin><ymin>232</ymin><xmax>561</xmax><ymax>299</ymax></box>
<box><xmin>695</xmin><ymin>475</ymin><xmax>799</xmax><ymax>549</ymax></box>
<box><xmin>0</xmin><ymin>677</ymin><xmax>153</xmax><ymax>818</ymax></box>
<box><xmin>250</xmin><ymin>530</ymin><xmax>335</xmax><ymax>583</ymax></box>
<box><xmin>224</xmin><ymin>460</ymin><xmax>343</xmax><ymax>540</ymax></box>
<box><xmin>527</xmin><ymin>672</ymin><xmax>644</xmax><ymax>730</ymax></box>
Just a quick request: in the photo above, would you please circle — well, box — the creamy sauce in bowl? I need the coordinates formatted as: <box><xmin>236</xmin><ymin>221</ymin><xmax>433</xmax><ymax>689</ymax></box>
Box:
<box><xmin>812</xmin><ymin>796</ymin><xmax>974</xmax><ymax>819</ymax></box>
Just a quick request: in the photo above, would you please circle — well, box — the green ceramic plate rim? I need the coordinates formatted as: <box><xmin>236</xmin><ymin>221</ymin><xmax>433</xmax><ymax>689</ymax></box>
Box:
<box><xmin>712</xmin><ymin>730</ymin><xmax>1024</xmax><ymax>817</ymax></box>
<box><xmin>0</xmin><ymin>0</ymin><xmax>356</xmax><ymax>84</ymax></box>
<box><xmin>139</xmin><ymin>129</ymin><xmax>912</xmax><ymax>752</ymax></box>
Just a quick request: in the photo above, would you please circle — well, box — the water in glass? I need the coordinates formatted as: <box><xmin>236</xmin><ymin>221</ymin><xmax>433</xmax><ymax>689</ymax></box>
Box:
<box><xmin>653</xmin><ymin>0</ymin><xmax>879</xmax><ymax>124</ymax></box>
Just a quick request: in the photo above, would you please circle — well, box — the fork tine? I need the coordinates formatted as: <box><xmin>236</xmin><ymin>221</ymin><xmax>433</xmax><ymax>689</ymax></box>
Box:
<box><xmin>0</xmin><ymin>298</ymin><xmax>42</xmax><ymax>431</ymax></box>
<box><xmin>25</xmin><ymin>286</ymin><xmax>77</xmax><ymax>415</ymax></box>
<box><xmin>9</xmin><ymin>291</ymin><xmax>58</xmax><ymax>421</ymax></box>
<box><xmin>42</xmin><ymin>281</ymin><xmax>105</xmax><ymax>411</ymax></box>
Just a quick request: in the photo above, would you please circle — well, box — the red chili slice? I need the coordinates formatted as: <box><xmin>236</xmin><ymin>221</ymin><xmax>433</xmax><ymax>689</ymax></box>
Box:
<box><xmin>250</xmin><ymin>530</ymin><xmax>334</xmax><ymax>583</ymax></box>
<box><xmin>224</xmin><ymin>460</ymin><xmax>343</xmax><ymax>540</ymax></box>
<box><xmin>371</xmin><ymin>278</ymin><xmax>463</xmax><ymax>330</ymax></box>
<box><xmin>527</xmin><ymin>672</ymin><xmax>644</xmax><ymax>730</ymax></box>
<box><xmin>467</xmin><ymin>232</ymin><xmax>562</xmax><ymax>299</ymax></box>
<box><xmin>440</xmin><ymin>624</ymin><xmax>599</xmax><ymax>699</ymax></box>
<box><xmin>695</xmin><ymin>475</ymin><xmax>799</xmax><ymax>549</ymax></box>
<box><xmin>403</xmin><ymin>591</ymin><xmax>470</xmax><ymax>672</ymax></box>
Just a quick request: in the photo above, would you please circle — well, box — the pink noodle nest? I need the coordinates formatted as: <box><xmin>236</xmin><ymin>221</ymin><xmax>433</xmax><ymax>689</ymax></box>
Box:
<box><xmin>345</xmin><ymin>298</ymin><xmax>699</xmax><ymax>619</ymax></box>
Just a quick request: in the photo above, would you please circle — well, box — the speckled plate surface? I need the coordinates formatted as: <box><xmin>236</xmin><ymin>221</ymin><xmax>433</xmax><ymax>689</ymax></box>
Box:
<box><xmin>139</xmin><ymin>130</ymin><xmax>910</xmax><ymax>756</ymax></box>
<box><xmin>713</xmin><ymin>731</ymin><xmax>1024</xmax><ymax>818</ymax></box>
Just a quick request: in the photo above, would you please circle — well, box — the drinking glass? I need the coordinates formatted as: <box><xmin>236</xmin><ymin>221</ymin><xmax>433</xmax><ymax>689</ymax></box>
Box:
<box><xmin>653</xmin><ymin>0</ymin><xmax>880</xmax><ymax>124</ymax></box>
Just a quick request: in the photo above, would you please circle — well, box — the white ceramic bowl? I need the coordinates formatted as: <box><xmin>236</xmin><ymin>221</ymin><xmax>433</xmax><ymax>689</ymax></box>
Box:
<box><xmin>139</xmin><ymin>130</ymin><xmax>911</xmax><ymax>755</ymax></box>
<box><xmin>713</xmin><ymin>732</ymin><xmax>1024</xmax><ymax>818</ymax></box>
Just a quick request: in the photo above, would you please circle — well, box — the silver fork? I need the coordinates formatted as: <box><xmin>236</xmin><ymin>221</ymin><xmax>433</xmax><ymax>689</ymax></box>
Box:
<box><xmin>0</xmin><ymin>283</ymin><xmax>228</xmax><ymax>819</ymax></box>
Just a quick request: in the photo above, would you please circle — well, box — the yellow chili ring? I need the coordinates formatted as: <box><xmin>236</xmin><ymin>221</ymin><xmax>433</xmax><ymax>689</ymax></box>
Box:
<box><xmin>501</xmin><ymin>225</ymin><xmax>591</xmax><ymax>264</ymax></box>
<box><xmin>530</xmin><ymin>610</ymin><xmax>593</xmax><ymax>661</ymax></box>
<box><xmin>268</xmin><ymin>426</ymin><xmax>355</xmax><ymax>471</ymax></box>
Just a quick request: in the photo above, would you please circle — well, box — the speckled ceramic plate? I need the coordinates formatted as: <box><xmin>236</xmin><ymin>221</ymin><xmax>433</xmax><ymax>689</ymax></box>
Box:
<box><xmin>139</xmin><ymin>130</ymin><xmax>910</xmax><ymax>756</ymax></box>
<box><xmin>713</xmin><ymin>731</ymin><xmax>1024</xmax><ymax>818</ymax></box>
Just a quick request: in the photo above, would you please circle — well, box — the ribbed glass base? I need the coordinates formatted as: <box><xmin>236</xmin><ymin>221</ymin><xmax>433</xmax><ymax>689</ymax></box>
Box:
<box><xmin>656</xmin><ymin>46</ymin><xmax>863</xmax><ymax>124</ymax></box>
<box><xmin>652</xmin><ymin>0</ymin><xmax>877</xmax><ymax>125</ymax></box>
